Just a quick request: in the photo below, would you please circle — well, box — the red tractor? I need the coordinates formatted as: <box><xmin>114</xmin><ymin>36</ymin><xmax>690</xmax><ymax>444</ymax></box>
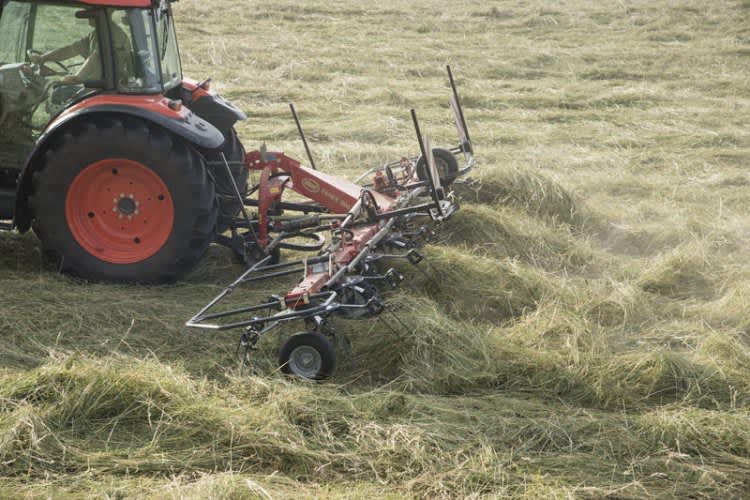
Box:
<box><xmin>0</xmin><ymin>0</ymin><xmax>249</xmax><ymax>282</ymax></box>
<box><xmin>0</xmin><ymin>0</ymin><xmax>473</xmax><ymax>290</ymax></box>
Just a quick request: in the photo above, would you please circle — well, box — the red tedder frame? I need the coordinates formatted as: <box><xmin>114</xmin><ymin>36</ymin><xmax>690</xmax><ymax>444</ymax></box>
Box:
<box><xmin>244</xmin><ymin>145</ymin><xmax>423</xmax><ymax>307</ymax></box>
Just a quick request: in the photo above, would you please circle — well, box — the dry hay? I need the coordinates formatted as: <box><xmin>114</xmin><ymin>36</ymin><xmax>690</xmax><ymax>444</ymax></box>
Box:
<box><xmin>459</xmin><ymin>167</ymin><xmax>583</xmax><ymax>227</ymax></box>
<box><xmin>3</xmin><ymin>0</ymin><xmax>750</xmax><ymax>497</ymax></box>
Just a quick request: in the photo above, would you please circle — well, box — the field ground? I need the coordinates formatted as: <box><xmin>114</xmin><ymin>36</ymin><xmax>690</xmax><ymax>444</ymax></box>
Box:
<box><xmin>2</xmin><ymin>0</ymin><xmax>750</xmax><ymax>497</ymax></box>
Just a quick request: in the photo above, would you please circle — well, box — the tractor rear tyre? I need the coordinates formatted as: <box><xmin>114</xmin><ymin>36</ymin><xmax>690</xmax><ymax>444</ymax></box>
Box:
<box><xmin>29</xmin><ymin>116</ymin><xmax>218</xmax><ymax>283</ymax></box>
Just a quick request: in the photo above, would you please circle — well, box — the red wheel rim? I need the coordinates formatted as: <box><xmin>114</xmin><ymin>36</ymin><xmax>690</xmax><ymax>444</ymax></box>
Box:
<box><xmin>65</xmin><ymin>159</ymin><xmax>175</xmax><ymax>264</ymax></box>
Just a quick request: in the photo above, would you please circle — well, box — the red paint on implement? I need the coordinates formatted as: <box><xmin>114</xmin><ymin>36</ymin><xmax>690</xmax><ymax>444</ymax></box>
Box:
<box><xmin>245</xmin><ymin>150</ymin><xmax>392</xmax><ymax>213</ymax></box>
<box><xmin>284</xmin><ymin>223</ymin><xmax>384</xmax><ymax>307</ymax></box>
<box><xmin>244</xmin><ymin>149</ymin><xmax>406</xmax><ymax>307</ymax></box>
<box><xmin>257</xmin><ymin>167</ymin><xmax>288</xmax><ymax>246</ymax></box>
<box><xmin>65</xmin><ymin>159</ymin><xmax>175</xmax><ymax>264</ymax></box>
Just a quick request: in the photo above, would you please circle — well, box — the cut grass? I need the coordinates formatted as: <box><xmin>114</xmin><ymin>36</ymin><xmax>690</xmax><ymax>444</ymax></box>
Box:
<box><xmin>3</xmin><ymin>0</ymin><xmax>750</xmax><ymax>497</ymax></box>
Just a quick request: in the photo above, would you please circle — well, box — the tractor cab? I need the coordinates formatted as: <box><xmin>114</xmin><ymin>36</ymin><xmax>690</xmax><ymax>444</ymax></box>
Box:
<box><xmin>0</xmin><ymin>0</ymin><xmax>183</xmax><ymax>171</ymax></box>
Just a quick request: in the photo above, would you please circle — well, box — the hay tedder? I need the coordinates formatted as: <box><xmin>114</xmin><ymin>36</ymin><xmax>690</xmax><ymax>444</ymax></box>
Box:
<box><xmin>0</xmin><ymin>0</ymin><xmax>474</xmax><ymax>379</ymax></box>
<box><xmin>187</xmin><ymin>68</ymin><xmax>475</xmax><ymax>379</ymax></box>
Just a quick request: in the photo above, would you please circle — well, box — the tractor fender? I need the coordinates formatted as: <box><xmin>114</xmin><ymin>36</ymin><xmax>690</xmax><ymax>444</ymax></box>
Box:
<box><xmin>180</xmin><ymin>79</ymin><xmax>247</xmax><ymax>131</ymax></box>
<box><xmin>13</xmin><ymin>96</ymin><xmax>224</xmax><ymax>232</ymax></box>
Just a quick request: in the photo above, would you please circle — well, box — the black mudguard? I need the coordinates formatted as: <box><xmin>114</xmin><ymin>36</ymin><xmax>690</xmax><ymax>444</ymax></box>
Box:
<box><xmin>180</xmin><ymin>87</ymin><xmax>247</xmax><ymax>132</ymax></box>
<box><xmin>13</xmin><ymin>104</ymin><xmax>224</xmax><ymax>232</ymax></box>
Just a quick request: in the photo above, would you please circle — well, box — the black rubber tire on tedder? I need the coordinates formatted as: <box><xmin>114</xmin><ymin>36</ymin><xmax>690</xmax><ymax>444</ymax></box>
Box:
<box><xmin>29</xmin><ymin>116</ymin><xmax>218</xmax><ymax>283</ymax></box>
<box><xmin>279</xmin><ymin>331</ymin><xmax>336</xmax><ymax>380</ymax></box>
<box><xmin>416</xmin><ymin>147</ymin><xmax>459</xmax><ymax>190</ymax></box>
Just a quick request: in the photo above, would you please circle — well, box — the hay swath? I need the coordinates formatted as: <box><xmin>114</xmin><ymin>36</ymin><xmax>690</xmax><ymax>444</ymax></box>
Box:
<box><xmin>187</xmin><ymin>67</ymin><xmax>474</xmax><ymax>379</ymax></box>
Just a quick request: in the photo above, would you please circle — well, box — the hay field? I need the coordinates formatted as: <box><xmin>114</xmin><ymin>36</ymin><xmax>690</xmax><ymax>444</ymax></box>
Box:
<box><xmin>2</xmin><ymin>0</ymin><xmax>750</xmax><ymax>497</ymax></box>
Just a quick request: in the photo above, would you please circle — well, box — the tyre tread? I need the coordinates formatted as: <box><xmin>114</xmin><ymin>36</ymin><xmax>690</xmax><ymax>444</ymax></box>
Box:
<box><xmin>29</xmin><ymin>115</ymin><xmax>218</xmax><ymax>282</ymax></box>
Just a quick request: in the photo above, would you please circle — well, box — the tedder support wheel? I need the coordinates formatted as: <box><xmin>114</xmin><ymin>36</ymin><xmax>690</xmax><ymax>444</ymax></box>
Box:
<box><xmin>29</xmin><ymin>116</ymin><xmax>218</xmax><ymax>283</ymax></box>
<box><xmin>416</xmin><ymin>147</ymin><xmax>459</xmax><ymax>189</ymax></box>
<box><xmin>279</xmin><ymin>332</ymin><xmax>336</xmax><ymax>380</ymax></box>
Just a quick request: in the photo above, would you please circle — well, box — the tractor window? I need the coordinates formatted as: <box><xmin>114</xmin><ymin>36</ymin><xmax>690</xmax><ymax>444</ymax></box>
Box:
<box><xmin>0</xmin><ymin>2</ymin><xmax>97</xmax><ymax>170</ymax></box>
<box><xmin>0</xmin><ymin>1</ymin><xmax>31</xmax><ymax>64</ymax></box>
<box><xmin>0</xmin><ymin>0</ymin><xmax>33</xmax><ymax>170</ymax></box>
<box><xmin>156</xmin><ymin>5</ymin><xmax>181</xmax><ymax>91</ymax></box>
<box><xmin>26</xmin><ymin>5</ymin><xmax>104</xmax><ymax>132</ymax></box>
<box><xmin>31</xmin><ymin>5</ymin><xmax>103</xmax><ymax>82</ymax></box>
<box><xmin>110</xmin><ymin>9</ymin><xmax>161</xmax><ymax>94</ymax></box>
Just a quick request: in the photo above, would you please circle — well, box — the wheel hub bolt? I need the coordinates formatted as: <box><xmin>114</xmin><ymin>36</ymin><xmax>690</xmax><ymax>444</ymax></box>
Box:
<box><xmin>117</xmin><ymin>197</ymin><xmax>136</xmax><ymax>215</ymax></box>
<box><xmin>113</xmin><ymin>194</ymin><xmax>141</xmax><ymax>220</ymax></box>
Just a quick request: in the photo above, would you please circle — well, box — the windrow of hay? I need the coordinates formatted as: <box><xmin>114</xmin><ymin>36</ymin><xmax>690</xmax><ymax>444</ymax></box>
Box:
<box><xmin>637</xmin><ymin>407</ymin><xmax>750</xmax><ymax>456</ymax></box>
<box><xmin>3</xmin><ymin>322</ymin><xmax>750</xmax><ymax>496</ymax></box>
<box><xmin>7</xmin><ymin>350</ymin><xmax>749</xmax><ymax>498</ymax></box>
<box><xmin>586</xmin><ymin>351</ymin><xmax>748</xmax><ymax>410</ymax></box>
<box><xmin>401</xmin><ymin>246</ymin><xmax>561</xmax><ymax>324</ymax></box>
<box><xmin>439</xmin><ymin>204</ymin><xmax>598</xmax><ymax>273</ymax></box>
<box><xmin>358</xmin><ymin>295</ymin><xmax>584</xmax><ymax>396</ymax></box>
<box><xmin>459</xmin><ymin>166</ymin><xmax>583</xmax><ymax>226</ymax></box>
<box><xmin>694</xmin><ymin>268</ymin><xmax>750</xmax><ymax>333</ymax></box>
<box><xmin>333</xmin><ymin>294</ymin><xmax>749</xmax><ymax>411</ymax></box>
<box><xmin>638</xmin><ymin>243</ymin><xmax>718</xmax><ymax>300</ymax></box>
<box><xmin>331</xmin><ymin>287</ymin><xmax>750</xmax><ymax>408</ymax></box>
<box><xmin>0</xmin><ymin>354</ymin><xmax>327</xmax><ymax>476</ymax></box>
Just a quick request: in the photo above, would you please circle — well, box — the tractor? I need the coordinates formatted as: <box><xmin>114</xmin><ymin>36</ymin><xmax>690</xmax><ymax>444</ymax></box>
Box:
<box><xmin>0</xmin><ymin>0</ymin><xmax>248</xmax><ymax>282</ymax></box>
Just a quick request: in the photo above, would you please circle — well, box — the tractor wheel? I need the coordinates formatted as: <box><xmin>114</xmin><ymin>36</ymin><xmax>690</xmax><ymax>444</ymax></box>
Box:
<box><xmin>279</xmin><ymin>332</ymin><xmax>336</xmax><ymax>380</ymax></box>
<box><xmin>206</xmin><ymin>128</ymin><xmax>248</xmax><ymax>231</ymax></box>
<box><xmin>29</xmin><ymin>116</ymin><xmax>218</xmax><ymax>283</ymax></box>
<box><xmin>416</xmin><ymin>148</ymin><xmax>459</xmax><ymax>189</ymax></box>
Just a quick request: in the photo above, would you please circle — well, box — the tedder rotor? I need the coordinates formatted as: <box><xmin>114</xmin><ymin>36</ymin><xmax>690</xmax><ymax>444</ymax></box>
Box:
<box><xmin>187</xmin><ymin>67</ymin><xmax>475</xmax><ymax>380</ymax></box>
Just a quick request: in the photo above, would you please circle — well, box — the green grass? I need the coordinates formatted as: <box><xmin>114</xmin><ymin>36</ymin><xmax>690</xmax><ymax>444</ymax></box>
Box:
<box><xmin>2</xmin><ymin>0</ymin><xmax>750</xmax><ymax>497</ymax></box>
